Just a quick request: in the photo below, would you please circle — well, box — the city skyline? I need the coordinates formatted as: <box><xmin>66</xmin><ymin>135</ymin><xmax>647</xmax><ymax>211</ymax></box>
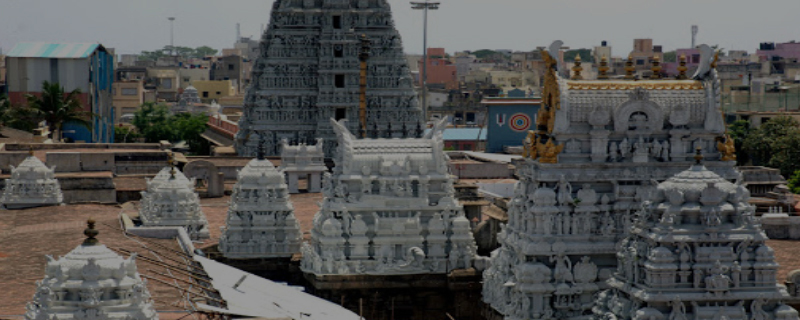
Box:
<box><xmin>1</xmin><ymin>0</ymin><xmax>798</xmax><ymax>56</ymax></box>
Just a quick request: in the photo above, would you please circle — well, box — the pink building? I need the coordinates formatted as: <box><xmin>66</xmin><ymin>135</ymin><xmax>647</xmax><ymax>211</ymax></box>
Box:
<box><xmin>662</xmin><ymin>48</ymin><xmax>701</xmax><ymax>76</ymax></box>
<box><xmin>419</xmin><ymin>48</ymin><xmax>457</xmax><ymax>87</ymax></box>
<box><xmin>757</xmin><ymin>42</ymin><xmax>800</xmax><ymax>61</ymax></box>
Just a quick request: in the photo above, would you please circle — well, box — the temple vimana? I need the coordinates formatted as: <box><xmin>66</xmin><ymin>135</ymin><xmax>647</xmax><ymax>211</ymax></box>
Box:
<box><xmin>3</xmin><ymin>1</ymin><xmax>800</xmax><ymax>320</ymax></box>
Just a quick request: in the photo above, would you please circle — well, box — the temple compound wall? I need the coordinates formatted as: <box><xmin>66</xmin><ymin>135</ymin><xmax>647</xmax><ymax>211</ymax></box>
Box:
<box><xmin>235</xmin><ymin>0</ymin><xmax>423</xmax><ymax>157</ymax></box>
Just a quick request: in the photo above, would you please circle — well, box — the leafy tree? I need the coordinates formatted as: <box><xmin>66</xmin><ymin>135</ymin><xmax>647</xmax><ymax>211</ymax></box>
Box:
<box><xmin>114</xmin><ymin>126</ymin><xmax>141</xmax><ymax>143</ymax></box>
<box><xmin>26</xmin><ymin>81</ymin><xmax>92</xmax><ymax>140</ymax></box>
<box><xmin>194</xmin><ymin>46</ymin><xmax>218</xmax><ymax>57</ymax></box>
<box><xmin>663</xmin><ymin>51</ymin><xmax>677</xmax><ymax>63</ymax></box>
<box><xmin>789</xmin><ymin>170</ymin><xmax>800</xmax><ymax>194</ymax></box>
<box><xmin>742</xmin><ymin>116</ymin><xmax>800</xmax><ymax>176</ymax></box>
<box><xmin>727</xmin><ymin>120</ymin><xmax>751</xmax><ymax>166</ymax></box>
<box><xmin>131</xmin><ymin>103</ymin><xmax>209</xmax><ymax>154</ymax></box>
<box><xmin>564</xmin><ymin>49</ymin><xmax>593</xmax><ymax>62</ymax></box>
<box><xmin>473</xmin><ymin>49</ymin><xmax>499</xmax><ymax>60</ymax></box>
<box><xmin>138</xmin><ymin>50</ymin><xmax>167</xmax><ymax>61</ymax></box>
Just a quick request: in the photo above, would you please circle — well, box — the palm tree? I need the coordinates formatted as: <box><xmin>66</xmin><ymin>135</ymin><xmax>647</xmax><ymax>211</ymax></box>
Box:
<box><xmin>26</xmin><ymin>81</ymin><xmax>92</xmax><ymax>140</ymax></box>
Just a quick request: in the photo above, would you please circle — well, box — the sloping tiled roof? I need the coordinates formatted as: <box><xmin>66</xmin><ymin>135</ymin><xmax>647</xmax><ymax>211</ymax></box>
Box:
<box><xmin>6</xmin><ymin>42</ymin><xmax>101</xmax><ymax>59</ymax></box>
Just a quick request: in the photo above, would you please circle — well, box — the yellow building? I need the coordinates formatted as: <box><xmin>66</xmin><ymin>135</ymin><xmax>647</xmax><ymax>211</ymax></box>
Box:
<box><xmin>112</xmin><ymin>81</ymin><xmax>146</xmax><ymax>124</ymax></box>
<box><xmin>191</xmin><ymin>80</ymin><xmax>236</xmax><ymax>100</ymax></box>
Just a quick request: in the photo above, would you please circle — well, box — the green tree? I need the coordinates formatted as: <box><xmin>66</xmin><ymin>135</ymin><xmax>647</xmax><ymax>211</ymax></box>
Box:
<box><xmin>742</xmin><ymin>116</ymin><xmax>800</xmax><ymax>176</ymax></box>
<box><xmin>132</xmin><ymin>103</ymin><xmax>210</xmax><ymax>154</ymax></box>
<box><xmin>564</xmin><ymin>49</ymin><xmax>593</xmax><ymax>62</ymax></box>
<box><xmin>473</xmin><ymin>49</ymin><xmax>499</xmax><ymax>59</ymax></box>
<box><xmin>194</xmin><ymin>46</ymin><xmax>218</xmax><ymax>57</ymax></box>
<box><xmin>172</xmin><ymin>112</ymin><xmax>209</xmax><ymax>154</ymax></box>
<box><xmin>114</xmin><ymin>126</ymin><xmax>141</xmax><ymax>143</ymax></box>
<box><xmin>727</xmin><ymin>120</ymin><xmax>751</xmax><ymax>166</ymax></box>
<box><xmin>26</xmin><ymin>81</ymin><xmax>92</xmax><ymax>139</ymax></box>
<box><xmin>663</xmin><ymin>51</ymin><xmax>677</xmax><ymax>63</ymax></box>
<box><xmin>788</xmin><ymin>170</ymin><xmax>800</xmax><ymax>194</ymax></box>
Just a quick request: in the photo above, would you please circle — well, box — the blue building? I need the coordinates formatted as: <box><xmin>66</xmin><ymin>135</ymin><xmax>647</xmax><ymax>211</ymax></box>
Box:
<box><xmin>482</xmin><ymin>89</ymin><xmax>541</xmax><ymax>153</ymax></box>
<box><xmin>5</xmin><ymin>43</ymin><xmax>115</xmax><ymax>142</ymax></box>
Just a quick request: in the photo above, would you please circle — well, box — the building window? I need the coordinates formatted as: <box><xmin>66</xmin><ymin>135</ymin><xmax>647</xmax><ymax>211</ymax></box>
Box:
<box><xmin>335</xmin><ymin>74</ymin><xmax>345</xmax><ymax>88</ymax></box>
<box><xmin>216</xmin><ymin>91</ymin><xmax>221</xmax><ymax>95</ymax></box>
<box><xmin>183</xmin><ymin>77</ymin><xmax>190</xmax><ymax>82</ymax></box>
<box><xmin>203</xmin><ymin>91</ymin><xmax>209</xmax><ymax>98</ymax></box>
<box><xmin>333</xmin><ymin>15</ymin><xmax>342</xmax><ymax>29</ymax></box>
<box><xmin>228</xmin><ymin>64</ymin><xmax>235</xmax><ymax>71</ymax></box>
<box><xmin>636</xmin><ymin>59</ymin><xmax>645</xmax><ymax>66</ymax></box>
<box><xmin>161</xmin><ymin>78</ymin><xmax>173</xmax><ymax>89</ymax></box>
<box><xmin>334</xmin><ymin>46</ymin><xmax>344</xmax><ymax>58</ymax></box>
<box><xmin>335</xmin><ymin>108</ymin><xmax>346</xmax><ymax>120</ymax></box>
<box><xmin>121</xmin><ymin>88</ymin><xmax>138</xmax><ymax>96</ymax></box>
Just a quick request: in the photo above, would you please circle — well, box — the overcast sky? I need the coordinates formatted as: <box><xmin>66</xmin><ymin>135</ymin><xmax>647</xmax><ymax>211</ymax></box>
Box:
<box><xmin>1</xmin><ymin>0</ymin><xmax>798</xmax><ymax>57</ymax></box>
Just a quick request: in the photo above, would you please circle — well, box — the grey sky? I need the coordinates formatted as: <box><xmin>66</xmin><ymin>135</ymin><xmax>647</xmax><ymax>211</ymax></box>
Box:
<box><xmin>1</xmin><ymin>0</ymin><xmax>798</xmax><ymax>57</ymax></box>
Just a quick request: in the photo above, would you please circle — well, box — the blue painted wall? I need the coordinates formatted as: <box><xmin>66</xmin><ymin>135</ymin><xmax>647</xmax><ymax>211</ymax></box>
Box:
<box><xmin>486</xmin><ymin>103</ymin><xmax>540</xmax><ymax>153</ymax></box>
<box><xmin>63</xmin><ymin>48</ymin><xmax>114</xmax><ymax>142</ymax></box>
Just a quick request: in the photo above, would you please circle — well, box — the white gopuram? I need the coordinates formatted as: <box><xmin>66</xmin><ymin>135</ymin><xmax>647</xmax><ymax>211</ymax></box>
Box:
<box><xmin>593</xmin><ymin>150</ymin><xmax>800</xmax><ymax>320</ymax></box>
<box><xmin>218</xmin><ymin>147</ymin><xmax>302</xmax><ymax>259</ymax></box>
<box><xmin>1</xmin><ymin>152</ymin><xmax>63</xmax><ymax>209</ymax></box>
<box><xmin>279</xmin><ymin>138</ymin><xmax>327</xmax><ymax>193</ymax></box>
<box><xmin>24</xmin><ymin>219</ymin><xmax>159</xmax><ymax>320</ymax></box>
<box><xmin>482</xmin><ymin>42</ymin><xmax>741</xmax><ymax>319</ymax></box>
<box><xmin>139</xmin><ymin>167</ymin><xmax>209</xmax><ymax>239</ymax></box>
<box><xmin>300</xmin><ymin>119</ymin><xmax>477</xmax><ymax>276</ymax></box>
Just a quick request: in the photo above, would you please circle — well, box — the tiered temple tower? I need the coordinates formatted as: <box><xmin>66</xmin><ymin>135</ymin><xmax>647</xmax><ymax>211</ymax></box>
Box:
<box><xmin>482</xmin><ymin>43</ymin><xmax>741</xmax><ymax>319</ymax></box>
<box><xmin>218</xmin><ymin>148</ymin><xmax>302</xmax><ymax>259</ymax></box>
<box><xmin>1</xmin><ymin>152</ymin><xmax>63</xmax><ymax>209</ymax></box>
<box><xmin>235</xmin><ymin>0</ymin><xmax>422</xmax><ymax>157</ymax></box>
<box><xmin>300</xmin><ymin>119</ymin><xmax>477</xmax><ymax>275</ymax></box>
<box><xmin>593</xmin><ymin>151</ymin><xmax>799</xmax><ymax>320</ymax></box>
<box><xmin>139</xmin><ymin>167</ymin><xmax>209</xmax><ymax>239</ymax></box>
<box><xmin>24</xmin><ymin>220</ymin><xmax>159</xmax><ymax>320</ymax></box>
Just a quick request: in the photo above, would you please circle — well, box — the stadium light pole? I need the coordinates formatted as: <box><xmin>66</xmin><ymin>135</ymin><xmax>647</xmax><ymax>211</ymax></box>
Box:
<box><xmin>411</xmin><ymin>1</ymin><xmax>439</xmax><ymax>125</ymax></box>
<box><xmin>168</xmin><ymin>17</ymin><xmax>176</xmax><ymax>56</ymax></box>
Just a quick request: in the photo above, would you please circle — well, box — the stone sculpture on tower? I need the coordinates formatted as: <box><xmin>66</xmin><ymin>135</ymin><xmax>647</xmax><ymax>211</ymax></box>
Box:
<box><xmin>1</xmin><ymin>151</ymin><xmax>63</xmax><ymax>209</ymax></box>
<box><xmin>300</xmin><ymin>118</ymin><xmax>477</xmax><ymax>275</ymax></box>
<box><xmin>218</xmin><ymin>144</ymin><xmax>302</xmax><ymax>259</ymax></box>
<box><xmin>593</xmin><ymin>149</ymin><xmax>799</xmax><ymax>320</ymax></box>
<box><xmin>482</xmin><ymin>42</ymin><xmax>741</xmax><ymax>319</ymax></box>
<box><xmin>235</xmin><ymin>0</ymin><xmax>422</xmax><ymax>157</ymax></box>
<box><xmin>24</xmin><ymin>219</ymin><xmax>159</xmax><ymax>320</ymax></box>
<box><xmin>139</xmin><ymin>163</ymin><xmax>209</xmax><ymax>240</ymax></box>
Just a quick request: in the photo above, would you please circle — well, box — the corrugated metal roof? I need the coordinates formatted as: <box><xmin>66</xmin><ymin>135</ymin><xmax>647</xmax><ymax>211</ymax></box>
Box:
<box><xmin>425</xmin><ymin>128</ymin><xmax>487</xmax><ymax>141</ymax></box>
<box><xmin>6</xmin><ymin>42</ymin><xmax>100</xmax><ymax>59</ymax></box>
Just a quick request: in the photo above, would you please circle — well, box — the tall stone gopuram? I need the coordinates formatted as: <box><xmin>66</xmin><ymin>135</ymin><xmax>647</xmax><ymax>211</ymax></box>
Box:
<box><xmin>235</xmin><ymin>0</ymin><xmax>423</xmax><ymax>157</ymax></box>
<box><xmin>482</xmin><ymin>43</ymin><xmax>741</xmax><ymax>319</ymax></box>
<box><xmin>593</xmin><ymin>151</ymin><xmax>799</xmax><ymax>320</ymax></box>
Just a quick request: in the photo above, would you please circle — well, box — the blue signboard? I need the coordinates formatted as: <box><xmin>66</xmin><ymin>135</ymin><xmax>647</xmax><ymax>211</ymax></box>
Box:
<box><xmin>485</xmin><ymin>101</ymin><xmax>540</xmax><ymax>153</ymax></box>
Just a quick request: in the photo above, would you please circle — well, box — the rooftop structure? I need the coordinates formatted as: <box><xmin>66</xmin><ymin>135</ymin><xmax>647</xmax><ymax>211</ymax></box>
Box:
<box><xmin>1</xmin><ymin>152</ymin><xmax>63</xmax><ymax>209</ymax></box>
<box><xmin>139</xmin><ymin>166</ymin><xmax>209</xmax><ymax>240</ymax></box>
<box><xmin>23</xmin><ymin>219</ymin><xmax>158</xmax><ymax>320</ymax></box>
<box><xmin>218</xmin><ymin>149</ymin><xmax>302</xmax><ymax>259</ymax></box>
<box><xmin>235</xmin><ymin>0</ymin><xmax>423</xmax><ymax>157</ymax></box>
<box><xmin>301</xmin><ymin>119</ymin><xmax>477</xmax><ymax>276</ymax></box>
<box><xmin>279</xmin><ymin>138</ymin><xmax>327</xmax><ymax>193</ymax></box>
<box><xmin>482</xmin><ymin>42</ymin><xmax>741</xmax><ymax>319</ymax></box>
<box><xmin>594</xmin><ymin>154</ymin><xmax>799</xmax><ymax>320</ymax></box>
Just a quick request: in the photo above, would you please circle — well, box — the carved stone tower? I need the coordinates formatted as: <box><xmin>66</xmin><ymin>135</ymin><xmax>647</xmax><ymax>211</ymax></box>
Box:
<box><xmin>593</xmin><ymin>155</ymin><xmax>799</xmax><ymax>320</ymax></box>
<box><xmin>482</xmin><ymin>42</ymin><xmax>742</xmax><ymax>319</ymax></box>
<box><xmin>235</xmin><ymin>0</ymin><xmax>422</xmax><ymax>157</ymax></box>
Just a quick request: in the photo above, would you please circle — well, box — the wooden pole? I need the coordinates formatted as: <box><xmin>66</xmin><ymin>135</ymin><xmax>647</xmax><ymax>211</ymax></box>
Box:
<box><xmin>359</xmin><ymin>298</ymin><xmax>364</xmax><ymax>320</ymax></box>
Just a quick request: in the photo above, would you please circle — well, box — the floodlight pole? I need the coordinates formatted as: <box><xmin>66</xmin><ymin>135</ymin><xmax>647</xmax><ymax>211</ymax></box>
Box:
<box><xmin>168</xmin><ymin>17</ymin><xmax>176</xmax><ymax>56</ymax></box>
<box><xmin>411</xmin><ymin>1</ymin><xmax>439</xmax><ymax>126</ymax></box>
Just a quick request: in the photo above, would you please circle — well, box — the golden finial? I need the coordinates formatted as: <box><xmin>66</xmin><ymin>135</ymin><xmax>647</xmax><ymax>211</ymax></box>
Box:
<box><xmin>624</xmin><ymin>55</ymin><xmax>636</xmax><ymax>80</ymax></box>
<box><xmin>28</xmin><ymin>148</ymin><xmax>34</xmax><ymax>157</ymax></box>
<box><xmin>711</xmin><ymin>51</ymin><xmax>720</xmax><ymax>69</ymax></box>
<box><xmin>693</xmin><ymin>146</ymin><xmax>704</xmax><ymax>165</ymax></box>
<box><xmin>571</xmin><ymin>54</ymin><xmax>583</xmax><ymax>80</ymax></box>
<box><xmin>597</xmin><ymin>55</ymin><xmax>610</xmax><ymax>80</ymax></box>
<box><xmin>650</xmin><ymin>55</ymin><xmax>662</xmax><ymax>80</ymax></box>
<box><xmin>676</xmin><ymin>54</ymin><xmax>688</xmax><ymax>80</ymax></box>
<box><xmin>83</xmin><ymin>218</ymin><xmax>99</xmax><ymax>246</ymax></box>
<box><xmin>167</xmin><ymin>152</ymin><xmax>174</xmax><ymax>167</ymax></box>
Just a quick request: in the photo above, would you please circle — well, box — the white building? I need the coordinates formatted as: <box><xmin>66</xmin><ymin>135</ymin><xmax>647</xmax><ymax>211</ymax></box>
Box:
<box><xmin>1</xmin><ymin>153</ymin><xmax>63</xmax><ymax>209</ymax></box>
<box><xmin>219</xmin><ymin>152</ymin><xmax>302</xmax><ymax>259</ymax></box>
<box><xmin>300</xmin><ymin>119</ymin><xmax>477</xmax><ymax>276</ymax></box>
<box><xmin>24</xmin><ymin>220</ymin><xmax>159</xmax><ymax>320</ymax></box>
<box><xmin>139</xmin><ymin>167</ymin><xmax>209</xmax><ymax>239</ymax></box>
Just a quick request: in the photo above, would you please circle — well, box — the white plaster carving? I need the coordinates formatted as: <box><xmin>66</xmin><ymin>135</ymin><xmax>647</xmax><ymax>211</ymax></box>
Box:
<box><xmin>1</xmin><ymin>155</ymin><xmax>63</xmax><ymax>209</ymax></box>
